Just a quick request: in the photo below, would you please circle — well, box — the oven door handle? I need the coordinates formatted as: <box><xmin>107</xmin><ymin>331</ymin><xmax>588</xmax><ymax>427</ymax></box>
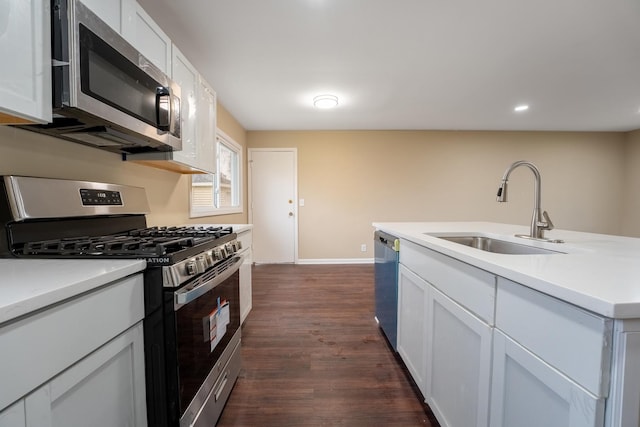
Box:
<box><xmin>174</xmin><ymin>254</ymin><xmax>244</xmax><ymax>309</ymax></box>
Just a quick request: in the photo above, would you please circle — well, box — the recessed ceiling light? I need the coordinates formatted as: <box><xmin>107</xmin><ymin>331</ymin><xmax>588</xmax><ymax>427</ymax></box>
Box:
<box><xmin>313</xmin><ymin>94</ymin><xmax>338</xmax><ymax>109</ymax></box>
<box><xmin>514</xmin><ymin>104</ymin><xmax>529</xmax><ymax>112</ymax></box>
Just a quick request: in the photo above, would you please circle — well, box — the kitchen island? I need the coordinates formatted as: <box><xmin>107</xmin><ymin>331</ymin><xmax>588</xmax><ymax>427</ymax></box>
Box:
<box><xmin>373</xmin><ymin>222</ymin><xmax>640</xmax><ymax>427</ymax></box>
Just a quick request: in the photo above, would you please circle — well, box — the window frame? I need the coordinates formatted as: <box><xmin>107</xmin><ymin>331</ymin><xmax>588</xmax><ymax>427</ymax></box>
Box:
<box><xmin>189</xmin><ymin>128</ymin><xmax>243</xmax><ymax>217</ymax></box>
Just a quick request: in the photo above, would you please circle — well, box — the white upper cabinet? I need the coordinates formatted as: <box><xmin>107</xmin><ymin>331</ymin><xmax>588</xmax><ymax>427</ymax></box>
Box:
<box><xmin>195</xmin><ymin>75</ymin><xmax>217</xmax><ymax>173</ymax></box>
<box><xmin>121</xmin><ymin>0</ymin><xmax>172</xmax><ymax>73</ymax></box>
<box><xmin>168</xmin><ymin>45</ymin><xmax>216</xmax><ymax>174</ymax></box>
<box><xmin>171</xmin><ymin>45</ymin><xmax>199</xmax><ymax>168</ymax></box>
<box><xmin>0</xmin><ymin>0</ymin><xmax>52</xmax><ymax>124</ymax></box>
<box><xmin>81</xmin><ymin>0</ymin><xmax>171</xmax><ymax>73</ymax></box>
<box><xmin>119</xmin><ymin>3</ymin><xmax>217</xmax><ymax>173</ymax></box>
<box><xmin>80</xmin><ymin>0</ymin><xmax>126</xmax><ymax>33</ymax></box>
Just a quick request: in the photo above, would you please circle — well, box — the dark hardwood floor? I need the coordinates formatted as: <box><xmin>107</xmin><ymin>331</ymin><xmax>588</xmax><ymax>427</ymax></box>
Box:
<box><xmin>217</xmin><ymin>264</ymin><xmax>439</xmax><ymax>427</ymax></box>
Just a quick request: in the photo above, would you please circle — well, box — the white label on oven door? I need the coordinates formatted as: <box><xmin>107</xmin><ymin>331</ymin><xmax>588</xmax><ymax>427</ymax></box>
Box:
<box><xmin>203</xmin><ymin>298</ymin><xmax>230</xmax><ymax>353</ymax></box>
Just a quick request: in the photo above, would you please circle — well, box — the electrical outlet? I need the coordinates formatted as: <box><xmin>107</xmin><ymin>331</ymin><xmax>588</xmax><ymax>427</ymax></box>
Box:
<box><xmin>361</xmin><ymin>244</ymin><xmax>367</xmax><ymax>252</ymax></box>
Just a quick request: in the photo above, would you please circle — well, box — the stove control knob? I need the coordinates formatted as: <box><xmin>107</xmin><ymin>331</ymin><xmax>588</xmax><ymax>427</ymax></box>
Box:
<box><xmin>204</xmin><ymin>252</ymin><xmax>214</xmax><ymax>267</ymax></box>
<box><xmin>195</xmin><ymin>256</ymin><xmax>206</xmax><ymax>273</ymax></box>
<box><xmin>185</xmin><ymin>260</ymin><xmax>197</xmax><ymax>275</ymax></box>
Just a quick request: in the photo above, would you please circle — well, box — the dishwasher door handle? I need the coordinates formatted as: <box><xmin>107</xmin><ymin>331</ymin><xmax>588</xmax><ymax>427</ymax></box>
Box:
<box><xmin>375</xmin><ymin>231</ymin><xmax>400</xmax><ymax>251</ymax></box>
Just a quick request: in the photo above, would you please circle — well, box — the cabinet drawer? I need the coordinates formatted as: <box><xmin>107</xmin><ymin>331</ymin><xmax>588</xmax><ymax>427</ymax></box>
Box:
<box><xmin>496</xmin><ymin>278</ymin><xmax>612</xmax><ymax>397</ymax></box>
<box><xmin>400</xmin><ymin>239</ymin><xmax>495</xmax><ymax>324</ymax></box>
<box><xmin>0</xmin><ymin>274</ymin><xmax>144</xmax><ymax>410</ymax></box>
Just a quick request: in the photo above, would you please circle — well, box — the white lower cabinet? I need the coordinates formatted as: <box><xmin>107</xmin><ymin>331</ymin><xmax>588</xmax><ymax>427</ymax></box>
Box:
<box><xmin>238</xmin><ymin>229</ymin><xmax>253</xmax><ymax>324</ymax></box>
<box><xmin>426</xmin><ymin>286</ymin><xmax>492</xmax><ymax>427</ymax></box>
<box><xmin>490</xmin><ymin>330</ymin><xmax>604</xmax><ymax>427</ymax></box>
<box><xmin>397</xmin><ymin>264</ymin><xmax>428</xmax><ymax>396</ymax></box>
<box><xmin>391</xmin><ymin>237</ymin><xmax>640</xmax><ymax>427</ymax></box>
<box><xmin>606</xmin><ymin>322</ymin><xmax>640</xmax><ymax>427</ymax></box>
<box><xmin>25</xmin><ymin>323</ymin><xmax>147</xmax><ymax>427</ymax></box>
<box><xmin>0</xmin><ymin>273</ymin><xmax>146</xmax><ymax>426</ymax></box>
<box><xmin>240</xmin><ymin>257</ymin><xmax>252</xmax><ymax>324</ymax></box>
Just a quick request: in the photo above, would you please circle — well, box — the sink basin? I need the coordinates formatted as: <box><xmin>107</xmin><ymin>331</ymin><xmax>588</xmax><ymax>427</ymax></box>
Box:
<box><xmin>427</xmin><ymin>234</ymin><xmax>564</xmax><ymax>255</ymax></box>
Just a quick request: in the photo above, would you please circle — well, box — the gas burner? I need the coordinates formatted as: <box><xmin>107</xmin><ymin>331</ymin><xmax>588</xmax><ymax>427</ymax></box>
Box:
<box><xmin>15</xmin><ymin>226</ymin><xmax>235</xmax><ymax>259</ymax></box>
<box><xmin>130</xmin><ymin>226</ymin><xmax>233</xmax><ymax>239</ymax></box>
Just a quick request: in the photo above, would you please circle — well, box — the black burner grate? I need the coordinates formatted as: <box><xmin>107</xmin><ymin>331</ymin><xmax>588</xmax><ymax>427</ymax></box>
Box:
<box><xmin>17</xmin><ymin>226</ymin><xmax>233</xmax><ymax>257</ymax></box>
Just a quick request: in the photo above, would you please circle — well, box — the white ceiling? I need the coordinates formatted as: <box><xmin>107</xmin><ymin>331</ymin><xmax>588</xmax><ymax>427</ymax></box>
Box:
<box><xmin>138</xmin><ymin>0</ymin><xmax>640</xmax><ymax>132</ymax></box>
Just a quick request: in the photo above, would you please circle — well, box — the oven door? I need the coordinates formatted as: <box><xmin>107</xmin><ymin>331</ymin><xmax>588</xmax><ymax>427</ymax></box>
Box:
<box><xmin>168</xmin><ymin>255</ymin><xmax>243</xmax><ymax>426</ymax></box>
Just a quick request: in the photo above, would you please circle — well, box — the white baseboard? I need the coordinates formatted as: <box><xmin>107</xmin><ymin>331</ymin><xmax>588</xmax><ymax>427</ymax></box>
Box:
<box><xmin>296</xmin><ymin>258</ymin><xmax>374</xmax><ymax>265</ymax></box>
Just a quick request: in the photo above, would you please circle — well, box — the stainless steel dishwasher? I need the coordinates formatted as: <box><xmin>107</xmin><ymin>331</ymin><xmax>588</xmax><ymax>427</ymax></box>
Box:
<box><xmin>374</xmin><ymin>230</ymin><xmax>399</xmax><ymax>351</ymax></box>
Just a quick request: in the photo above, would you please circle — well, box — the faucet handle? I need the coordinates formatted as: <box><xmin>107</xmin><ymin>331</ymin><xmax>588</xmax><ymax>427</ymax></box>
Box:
<box><xmin>539</xmin><ymin>211</ymin><xmax>554</xmax><ymax>231</ymax></box>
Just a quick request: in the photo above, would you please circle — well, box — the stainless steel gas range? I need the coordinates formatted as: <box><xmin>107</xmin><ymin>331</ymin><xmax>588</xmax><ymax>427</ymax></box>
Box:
<box><xmin>0</xmin><ymin>175</ymin><xmax>243</xmax><ymax>427</ymax></box>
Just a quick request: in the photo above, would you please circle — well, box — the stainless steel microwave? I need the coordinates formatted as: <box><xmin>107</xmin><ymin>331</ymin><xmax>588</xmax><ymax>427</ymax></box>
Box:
<box><xmin>20</xmin><ymin>0</ymin><xmax>181</xmax><ymax>154</ymax></box>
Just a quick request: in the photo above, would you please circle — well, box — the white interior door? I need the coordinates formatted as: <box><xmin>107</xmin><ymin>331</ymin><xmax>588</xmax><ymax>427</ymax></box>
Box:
<box><xmin>249</xmin><ymin>149</ymin><xmax>297</xmax><ymax>263</ymax></box>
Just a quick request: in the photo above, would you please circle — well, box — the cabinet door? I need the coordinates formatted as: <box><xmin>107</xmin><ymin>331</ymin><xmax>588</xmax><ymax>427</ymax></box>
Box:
<box><xmin>80</xmin><ymin>0</ymin><xmax>124</xmax><ymax>34</ymax></box>
<box><xmin>0</xmin><ymin>0</ymin><xmax>51</xmax><ymax>124</ymax></box>
<box><xmin>490</xmin><ymin>330</ymin><xmax>604</xmax><ymax>427</ymax></box>
<box><xmin>397</xmin><ymin>264</ymin><xmax>427</xmax><ymax>397</ymax></box>
<box><xmin>171</xmin><ymin>46</ymin><xmax>198</xmax><ymax>168</ymax></box>
<box><xmin>606</xmin><ymin>326</ymin><xmax>640</xmax><ymax>427</ymax></box>
<box><xmin>25</xmin><ymin>323</ymin><xmax>147</xmax><ymax>427</ymax></box>
<box><xmin>0</xmin><ymin>399</ymin><xmax>26</xmax><ymax>427</ymax></box>
<box><xmin>238</xmin><ymin>230</ymin><xmax>253</xmax><ymax>324</ymax></box>
<box><xmin>121</xmin><ymin>0</ymin><xmax>172</xmax><ymax>73</ymax></box>
<box><xmin>194</xmin><ymin>76</ymin><xmax>217</xmax><ymax>173</ymax></box>
<box><xmin>426</xmin><ymin>286</ymin><xmax>492</xmax><ymax>427</ymax></box>
<box><xmin>239</xmin><ymin>249</ymin><xmax>253</xmax><ymax>324</ymax></box>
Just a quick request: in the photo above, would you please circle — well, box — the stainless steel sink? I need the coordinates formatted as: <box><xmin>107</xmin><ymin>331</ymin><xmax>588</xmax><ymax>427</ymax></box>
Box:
<box><xmin>428</xmin><ymin>234</ymin><xmax>564</xmax><ymax>255</ymax></box>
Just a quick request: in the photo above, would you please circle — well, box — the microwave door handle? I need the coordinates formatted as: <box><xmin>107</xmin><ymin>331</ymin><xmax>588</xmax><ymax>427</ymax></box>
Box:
<box><xmin>170</xmin><ymin>94</ymin><xmax>180</xmax><ymax>136</ymax></box>
<box><xmin>155</xmin><ymin>86</ymin><xmax>171</xmax><ymax>132</ymax></box>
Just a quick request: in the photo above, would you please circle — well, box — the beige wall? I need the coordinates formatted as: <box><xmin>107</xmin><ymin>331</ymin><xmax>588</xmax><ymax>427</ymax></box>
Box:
<box><xmin>3</xmin><ymin>115</ymin><xmax>637</xmax><ymax>261</ymax></box>
<box><xmin>621</xmin><ymin>129</ymin><xmax>640</xmax><ymax>237</ymax></box>
<box><xmin>247</xmin><ymin>130</ymin><xmax>627</xmax><ymax>260</ymax></box>
<box><xmin>0</xmin><ymin>102</ymin><xmax>248</xmax><ymax>227</ymax></box>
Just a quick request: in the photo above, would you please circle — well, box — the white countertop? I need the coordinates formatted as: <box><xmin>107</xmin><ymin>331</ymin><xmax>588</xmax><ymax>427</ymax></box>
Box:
<box><xmin>0</xmin><ymin>259</ymin><xmax>146</xmax><ymax>325</ymax></box>
<box><xmin>373</xmin><ymin>222</ymin><xmax>640</xmax><ymax>319</ymax></box>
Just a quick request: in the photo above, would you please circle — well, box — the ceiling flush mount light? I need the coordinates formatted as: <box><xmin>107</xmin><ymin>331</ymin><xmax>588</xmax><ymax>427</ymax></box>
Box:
<box><xmin>313</xmin><ymin>94</ymin><xmax>338</xmax><ymax>109</ymax></box>
<box><xmin>514</xmin><ymin>104</ymin><xmax>529</xmax><ymax>112</ymax></box>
